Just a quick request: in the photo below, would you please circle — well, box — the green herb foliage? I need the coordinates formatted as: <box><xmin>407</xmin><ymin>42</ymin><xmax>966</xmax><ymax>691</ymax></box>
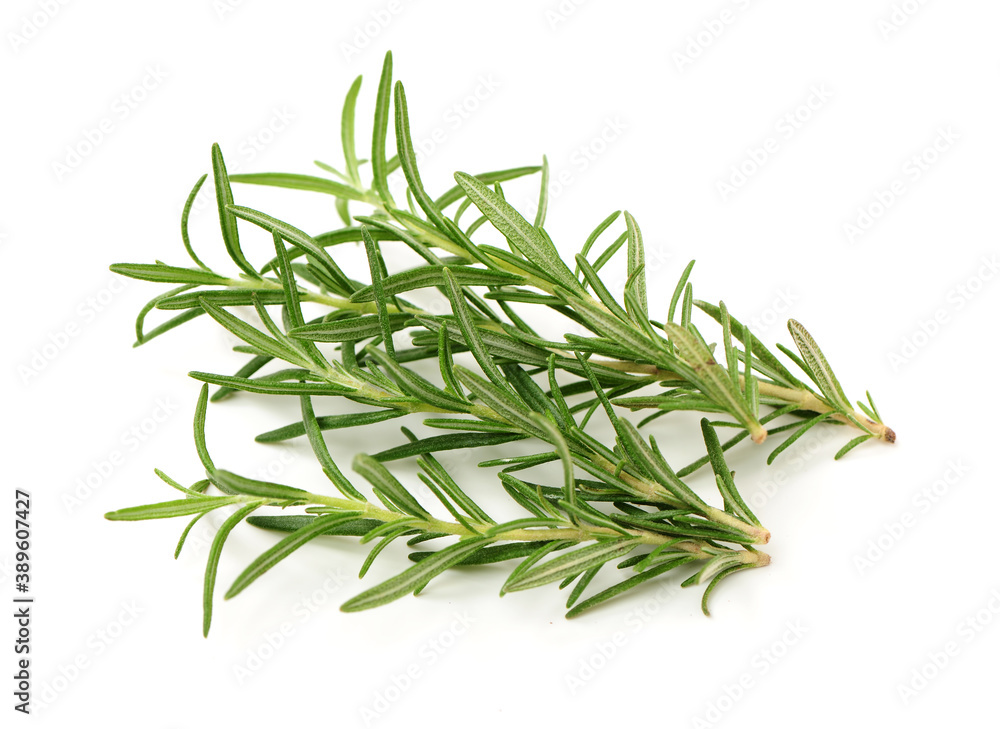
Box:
<box><xmin>106</xmin><ymin>52</ymin><xmax>893</xmax><ymax>634</ymax></box>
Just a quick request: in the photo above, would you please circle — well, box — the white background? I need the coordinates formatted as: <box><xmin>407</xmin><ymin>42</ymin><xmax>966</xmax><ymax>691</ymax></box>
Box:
<box><xmin>3</xmin><ymin>1</ymin><xmax>998</xmax><ymax>726</ymax></box>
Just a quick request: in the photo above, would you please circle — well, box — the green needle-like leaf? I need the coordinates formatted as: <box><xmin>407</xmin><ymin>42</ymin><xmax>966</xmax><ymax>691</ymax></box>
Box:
<box><xmin>353</xmin><ymin>453</ymin><xmax>430</xmax><ymax>519</ymax></box>
<box><xmin>225</xmin><ymin>512</ymin><xmax>364</xmax><ymax>600</ymax></box>
<box><xmin>442</xmin><ymin>268</ymin><xmax>515</xmax><ymax>394</ymax></box>
<box><xmin>505</xmin><ymin>539</ymin><xmax>641</xmax><ymax>593</ymax></box>
<box><xmin>530</xmin><ymin>413</ymin><xmax>576</xmax><ymax>509</ymax></box>
<box><xmin>435</xmin><ymin>166</ymin><xmax>542</xmax><ymax>210</ymax></box>
<box><xmin>350</xmin><ymin>265</ymin><xmax>523</xmax><ymax>303</ymax></box>
<box><xmin>576</xmin><ymin>255</ymin><xmax>630</xmax><ymax>323</ymax></box>
<box><xmin>156</xmin><ymin>289</ymin><xmax>288</xmax><ymax>310</ymax></box>
<box><xmin>299</xmin><ymin>395</ymin><xmax>368</xmax><ymax>500</ymax></box>
<box><xmin>695</xmin><ymin>300</ymin><xmax>804</xmax><ymax>389</ymax></box>
<box><xmin>566</xmin><ymin>556</ymin><xmax>698</xmax><ymax>618</ymax></box>
<box><xmin>787</xmin><ymin>319</ymin><xmax>850</xmax><ymax>411</ymax></box>
<box><xmin>534</xmin><ymin>155</ymin><xmax>549</xmax><ymax>228</ymax></box>
<box><xmin>624</xmin><ymin>212</ymin><xmax>647</xmax><ymax>322</ymax></box>
<box><xmin>210</xmin><ymin>470</ymin><xmax>310</xmax><ymax>501</ymax></box>
<box><xmin>665</xmin><ymin>322</ymin><xmax>766</xmax><ymax>444</ymax></box>
<box><xmin>193</xmin><ymin>384</ymin><xmax>215</xmax><ymax>473</ymax></box>
<box><xmin>181</xmin><ymin>174</ymin><xmax>210</xmax><ymax>270</ymax></box>
<box><xmin>255</xmin><ymin>408</ymin><xmax>406</xmax><ymax>443</ymax></box>
<box><xmin>454</xmin><ymin>366</ymin><xmax>546</xmax><ymax>439</ymax></box>
<box><xmin>109</xmin><ymin>263</ymin><xmax>230</xmax><ymax>287</ymax></box>
<box><xmin>700</xmin><ymin>562</ymin><xmax>757</xmax><ymax>617</ymax></box>
<box><xmin>203</xmin><ymin>503</ymin><xmax>259</xmax><ymax>636</ymax></box>
<box><xmin>668</xmin><ymin>261</ymin><xmax>695</xmax><ymax>324</ymax></box>
<box><xmin>766</xmin><ymin>411</ymin><xmax>835</xmax><ymax>465</ymax></box>
<box><xmin>290</xmin><ymin>314</ymin><xmax>412</xmax><ymax>342</ymax></box>
<box><xmin>500</xmin><ymin>539</ymin><xmax>573</xmax><ymax>595</ymax></box>
<box><xmin>394</xmin><ymin>83</ymin><xmax>491</xmax><ymax>266</ymax></box>
<box><xmin>364</xmin><ymin>346</ymin><xmax>473</xmax><ymax>412</ymax></box>
<box><xmin>341</xmin><ymin>537</ymin><xmax>491</xmax><ymax>612</ymax></box>
<box><xmin>359</xmin><ymin>525</ymin><xmax>417</xmax><ymax>578</ymax></box>
<box><xmin>211</xmin><ymin>143</ymin><xmax>258</xmax><ymax>279</ymax></box>
<box><xmin>189</xmin><ymin>371</ymin><xmax>353</xmax><ymax>397</ymax></box>
<box><xmin>371</xmin><ymin>51</ymin><xmax>395</xmax><ymax>207</ymax></box>
<box><xmin>247</xmin><ymin>515</ymin><xmax>379</xmax><ymax>536</ymax></box>
<box><xmin>408</xmin><ymin>541</ymin><xmax>550</xmax><ymax>565</ymax></box>
<box><xmin>198</xmin><ymin>298</ymin><xmax>305</xmax><ymax>364</ymax></box>
<box><xmin>341</xmin><ymin>74</ymin><xmax>363</xmax><ymax>184</ymax></box>
<box><xmin>454</xmin><ymin>171</ymin><xmax>582</xmax><ymax>292</ymax></box>
<box><xmin>578</xmin><ymin>210</ymin><xmax>622</xmax><ymax>273</ymax></box>
<box><xmin>615</xmin><ymin>420</ymin><xmax>707</xmax><ymax>511</ymax></box>
<box><xmin>229</xmin><ymin>173</ymin><xmax>372</xmax><ymax>203</ymax></box>
<box><xmin>701</xmin><ymin>419</ymin><xmax>759</xmax><ymax>526</ymax></box>
<box><xmin>226</xmin><ymin>205</ymin><xmax>355</xmax><ymax>296</ymax></box>
<box><xmin>362</xmin><ymin>226</ymin><xmax>396</xmax><ymax>359</ymax></box>
<box><xmin>418</xmin><ymin>453</ymin><xmax>495</xmax><ymax>525</ymax></box>
<box><xmin>373</xmin><ymin>431</ymin><xmax>527</xmax><ymax>462</ymax></box>
<box><xmin>834</xmin><ymin>434</ymin><xmax>874</xmax><ymax>460</ymax></box>
<box><xmin>104</xmin><ymin>495</ymin><xmax>245</xmax><ymax>521</ymax></box>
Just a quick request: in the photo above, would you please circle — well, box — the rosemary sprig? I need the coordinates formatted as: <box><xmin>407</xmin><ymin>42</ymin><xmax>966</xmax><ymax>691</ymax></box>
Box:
<box><xmin>106</xmin><ymin>384</ymin><xmax>769</xmax><ymax>634</ymax></box>
<box><xmin>106</xmin><ymin>51</ymin><xmax>893</xmax><ymax>631</ymax></box>
<box><xmin>112</xmin><ymin>51</ymin><xmax>893</xmax><ymax>466</ymax></box>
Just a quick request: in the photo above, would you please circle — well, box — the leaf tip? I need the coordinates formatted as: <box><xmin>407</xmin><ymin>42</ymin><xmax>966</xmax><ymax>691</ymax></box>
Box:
<box><xmin>339</xmin><ymin>598</ymin><xmax>363</xmax><ymax>613</ymax></box>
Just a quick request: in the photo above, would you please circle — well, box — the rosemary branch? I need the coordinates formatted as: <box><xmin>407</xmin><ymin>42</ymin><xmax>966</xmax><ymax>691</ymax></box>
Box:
<box><xmin>105</xmin><ymin>51</ymin><xmax>893</xmax><ymax>633</ymax></box>
<box><xmin>106</xmin><ymin>385</ymin><xmax>770</xmax><ymax>632</ymax></box>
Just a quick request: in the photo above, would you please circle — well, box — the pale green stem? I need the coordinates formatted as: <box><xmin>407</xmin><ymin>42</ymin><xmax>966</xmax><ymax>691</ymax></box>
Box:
<box><xmin>289</xmin><ymin>492</ymin><xmax>752</xmax><ymax>560</ymax></box>
<box><xmin>602</xmin><ymin>361</ymin><xmax>895</xmax><ymax>443</ymax></box>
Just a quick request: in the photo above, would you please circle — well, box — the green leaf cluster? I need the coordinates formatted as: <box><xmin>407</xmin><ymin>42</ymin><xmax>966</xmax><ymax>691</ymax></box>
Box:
<box><xmin>106</xmin><ymin>52</ymin><xmax>893</xmax><ymax>633</ymax></box>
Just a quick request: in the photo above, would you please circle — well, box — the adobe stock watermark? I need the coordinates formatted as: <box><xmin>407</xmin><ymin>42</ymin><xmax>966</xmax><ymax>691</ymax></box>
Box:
<box><xmin>886</xmin><ymin>254</ymin><xmax>998</xmax><ymax>372</ymax></box>
<box><xmin>514</xmin><ymin>116</ymin><xmax>628</xmax><ymax>224</ymax></box>
<box><xmin>386</xmin><ymin>73</ymin><xmax>501</xmax><ymax>201</ymax></box>
<box><xmin>234</xmin><ymin>107</ymin><xmax>296</xmax><ymax>166</ymax></box>
<box><xmin>179</xmin><ymin>106</ymin><xmax>296</xmax><ymax>219</ymax></box>
<box><xmin>213</xmin><ymin>0</ymin><xmax>249</xmax><ymax>20</ymax></box>
<box><xmin>896</xmin><ymin>587</ymin><xmax>1000</xmax><ymax>705</ymax></box>
<box><xmin>63</xmin><ymin>397</ymin><xmax>180</xmax><ymax>514</ymax></box>
<box><xmin>18</xmin><ymin>277</ymin><xmax>129</xmax><ymax>384</ymax></box>
<box><xmin>744</xmin><ymin>287</ymin><xmax>799</xmax><ymax>339</ymax></box>
<box><xmin>0</xmin><ymin>556</ymin><xmax>15</xmax><ymax>589</ymax></box>
<box><xmin>854</xmin><ymin>458</ymin><xmax>968</xmax><ymax>575</ymax></box>
<box><xmin>746</xmin><ymin>424</ymin><xmax>836</xmax><ymax>512</ymax></box>
<box><xmin>842</xmin><ymin>126</ymin><xmax>960</xmax><ymax>244</ymax></box>
<box><xmin>877</xmin><ymin>0</ymin><xmax>931</xmax><ymax>39</ymax></box>
<box><xmin>564</xmin><ymin>583</ymin><xmax>682</xmax><ymax>694</ymax></box>
<box><xmin>716</xmin><ymin>84</ymin><xmax>833</xmax><ymax>202</ymax></box>
<box><xmin>32</xmin><ymin>600</ymin><xmax>144</xmax><ymax>714</ymax></box>
<box><xmin>359</xmin><ymin>611</ymin><xmax>475</xmax><ymax>725</ymax></box>
<box><xmin>233</xmin><ymin>568</ymin><xmax>350</xmax><ymax>684</ymax></box>
<box><xmin>692</xmin><ymin>619</ymin><xmax>808</xmax><ymax>727</ymax></box>
<box><xmin>340</xmin><ymin>0</ymin><xmax>406</xmax><ymax>63</ymax></box>
<box><xmin>51</xmin><ymin>64</ymin><xmax>168</xmax><ymax>182</ymax></box>
<box><xmin>671</xmin><ymin>0</ymin><xmax>756</xmax><ymax>71</ymax></box>
<box><xmin>545</xmin><ymin>0</ymin><xmax>590</xmax><ymax>29</ymax></box>
<box><xmin>7</xmin><ymin>0</ymin><xmax>72</xmax><ymax>54</ymax></box>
